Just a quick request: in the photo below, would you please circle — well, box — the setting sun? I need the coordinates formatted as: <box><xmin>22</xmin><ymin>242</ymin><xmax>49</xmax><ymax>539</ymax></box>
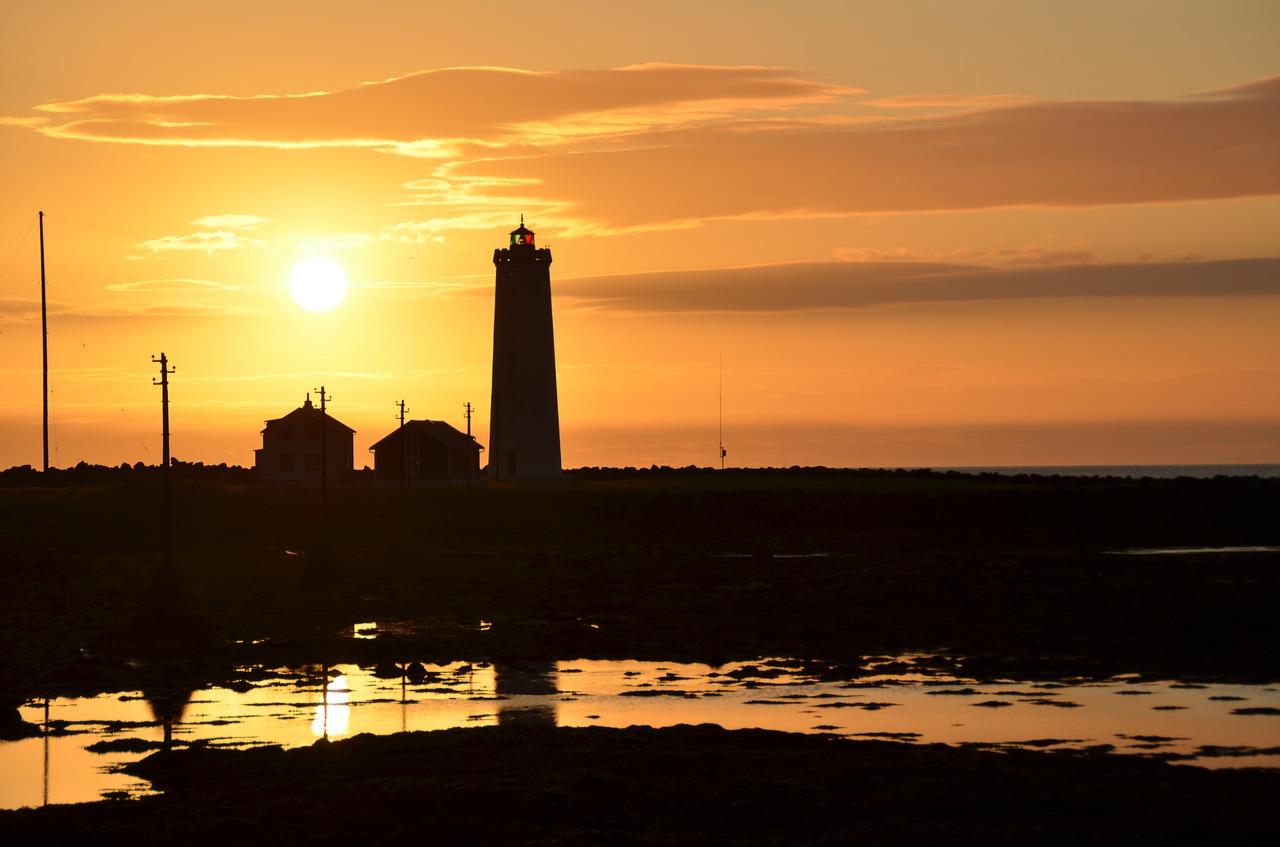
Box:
<box><xmin>289</xmin><ymin>256</ymin><xmax>348</xmax><ymax>312</ymax></box>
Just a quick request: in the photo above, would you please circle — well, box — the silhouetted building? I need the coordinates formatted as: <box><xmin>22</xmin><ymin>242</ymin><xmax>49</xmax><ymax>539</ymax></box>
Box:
<box><xmin>489</xmin><ymin>219</ymin><xmax>562</xmax><ymax>481</ymax></box>
<box><xmin>369</xmin><ymin>419</ymin><xmax>483</xmax><ymax>485</ymax></box>
<box><xmin>254</xmin><ymin>395</ymin><xmax>355</xmax><ymax>483</ymax></box>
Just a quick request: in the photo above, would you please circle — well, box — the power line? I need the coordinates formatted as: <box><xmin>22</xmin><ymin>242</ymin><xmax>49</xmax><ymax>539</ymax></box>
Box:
<box><xmin>0</xmin><ymin>215</ymin><xmax>36</xmax><ymax>290</ymax></box>
<box><xmin>41</xmin><ymin>211</ymin><xmax>153</xmax><ymax>241</ymax></box>
<box><xmin>53</xmin><ymin>299</ymin><xmax>152</xmax><ymax>459</ymax></box>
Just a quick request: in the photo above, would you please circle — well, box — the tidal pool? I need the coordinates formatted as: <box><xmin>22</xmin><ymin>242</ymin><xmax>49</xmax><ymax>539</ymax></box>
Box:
<box><xmin>4</xmin><ymin>658</ymin><xmax>1278</xmax><ymax>810</ymax></box>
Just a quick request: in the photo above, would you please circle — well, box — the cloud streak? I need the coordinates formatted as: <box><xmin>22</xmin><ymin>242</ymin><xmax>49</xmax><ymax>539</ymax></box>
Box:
<box><xmin>134</xmin><ymin>230</ymin><xmax>264</xmax><ymax>255</ymax></box>
<box><xmin>556</xmin><ymin>257</ymin><xmax>1280</xmax><ymax>315</ymax></box>
<box><xmin>30</xmin><ymin>64</ymin><xmax>854</xmax><ymax>153</ymax></box>
<box><xmin>104</xmin><ymin>279</ymin><xmax>246</xmax><ymax>293</ymax></box>
<box><xmin>18</xmin><ymin>66</ymin><xmax>1278</xmax><ymax>232</ymax></box>
<box><xmin>458</xmin><ymin>77</ymin><xmax>1280</xmax><ymax>230</ymax></box>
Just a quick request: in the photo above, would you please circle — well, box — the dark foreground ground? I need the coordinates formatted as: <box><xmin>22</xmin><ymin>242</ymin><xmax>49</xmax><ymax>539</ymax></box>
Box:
<box><xmin>1</xmin><ymin>468</ymin><xmax>1278</xmax><ymax>841</ymax></box>
<box><xmin>6</xmin><ymin>724</ymin><xmax>1280</xmax><ymax>844</ymax></box>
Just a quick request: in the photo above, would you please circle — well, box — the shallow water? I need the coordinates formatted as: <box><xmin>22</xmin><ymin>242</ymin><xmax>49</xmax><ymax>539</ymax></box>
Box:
<box><xmin>1112</xmin><ymin>546</ymin><xmax>1280</xmax><ymax>555</ymax></box>
<box><xmin>4</xmin><ymin>658</ymin><xmax>1278</xmax><ymax>810</ymax></box>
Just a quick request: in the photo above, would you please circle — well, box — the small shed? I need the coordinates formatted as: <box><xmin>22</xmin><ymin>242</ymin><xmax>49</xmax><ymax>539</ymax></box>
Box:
<box><xmin>254</xmin><ymin>395</ymin><xmax>356</xmax><ymax>483</ymax></box>
<box><xmin>370</xmin><ymin>420</ymin><xmax>483</xmax><ymax>485</ymax></box>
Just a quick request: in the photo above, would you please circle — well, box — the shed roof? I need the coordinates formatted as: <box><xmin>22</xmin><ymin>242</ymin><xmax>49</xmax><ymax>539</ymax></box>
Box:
<box><xmin>369</xmin><ymin>419</ymin><xmax>479</xmax><ymax>451</ymax></box>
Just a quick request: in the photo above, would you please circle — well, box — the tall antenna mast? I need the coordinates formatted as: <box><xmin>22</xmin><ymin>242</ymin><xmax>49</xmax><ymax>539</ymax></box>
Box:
<box><xmin>39</xmin><ymin>211</ymin><xmax>48</xmax><ymax>472</ymax></box>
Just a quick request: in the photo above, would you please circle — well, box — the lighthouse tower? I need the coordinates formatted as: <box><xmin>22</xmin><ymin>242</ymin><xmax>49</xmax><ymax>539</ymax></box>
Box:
<box><xmin>488</xmin><ymin>218</ymin><xmax>562</xmax><ymax>480</ymax></box>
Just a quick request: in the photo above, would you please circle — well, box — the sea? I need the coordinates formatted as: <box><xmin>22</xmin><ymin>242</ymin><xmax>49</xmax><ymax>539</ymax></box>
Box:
<box><xmin>927</xmin><ymin>464</ymin><xmax>1280</xmax><ymax>479</ymax></box>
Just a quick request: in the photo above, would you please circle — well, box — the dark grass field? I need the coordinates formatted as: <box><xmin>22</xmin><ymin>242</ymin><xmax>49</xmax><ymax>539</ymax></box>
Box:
<box><xmin>2</xmin><ymin>468</ymin><xmax>1278</xmax><ymax>841</ymax></box>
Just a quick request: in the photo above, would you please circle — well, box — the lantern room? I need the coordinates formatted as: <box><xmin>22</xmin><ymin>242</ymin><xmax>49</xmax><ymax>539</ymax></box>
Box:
<box><xmin>510</xmin><ymin>216</ymin><xmax>535</xmax><ymax>247</ymax></box>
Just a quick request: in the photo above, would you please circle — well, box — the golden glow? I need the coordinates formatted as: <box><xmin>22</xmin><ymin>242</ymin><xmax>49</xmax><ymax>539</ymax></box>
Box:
<box><xmin>0</xmin><ymin>3</ymin><xmax>1277</xmax><ymax>470</ymax></box>
<box><xmin>289</xmin><ymin>257</ymin><xmax>348</xmax><ymax>312</ymax></box>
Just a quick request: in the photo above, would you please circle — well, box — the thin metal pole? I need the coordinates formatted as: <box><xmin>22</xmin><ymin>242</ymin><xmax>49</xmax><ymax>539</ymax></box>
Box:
<box><xmin>39</xmin><ymin>212</ymin><xmax>48</xmax><ymax>472</ymax></box>
<box><xmin>719</xmin><ymin>351</ymin><xmax>726</xmax><ymax>470</ymax></box>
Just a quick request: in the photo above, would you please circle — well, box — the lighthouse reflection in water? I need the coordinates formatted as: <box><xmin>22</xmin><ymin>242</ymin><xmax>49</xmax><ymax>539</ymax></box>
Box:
<box><xmin>494</xmin><ymin>662</ymin><xmax>559</xmax><ymax>726</ymax></box>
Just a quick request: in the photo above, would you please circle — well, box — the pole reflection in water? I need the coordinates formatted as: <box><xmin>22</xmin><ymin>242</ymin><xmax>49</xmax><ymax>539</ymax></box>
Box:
<box><xmin>311</xmin><ymin>667</ymin><xmax>351</xmax><ymax>740</ymax></box>
<box><xmin>495</xmin><ymin>661</ymin><xmax>559</xmax><ymax>726</ymax></box>
<box><xmin>42</xmin><ymin>699</ymin><xmax>49</xmax><ymax>807</ymax></box>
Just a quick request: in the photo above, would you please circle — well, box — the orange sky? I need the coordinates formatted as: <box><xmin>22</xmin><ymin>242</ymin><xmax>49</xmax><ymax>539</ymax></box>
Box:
<box><xmin>2</xmin><ymin>0</ymin><xmax>1278</xmax><ymax>470</ymax></box>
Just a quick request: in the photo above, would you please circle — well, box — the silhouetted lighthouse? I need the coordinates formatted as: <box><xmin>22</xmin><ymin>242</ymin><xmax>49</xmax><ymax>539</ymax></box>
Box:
<box><xmin>488</xmin><ymin>218</ymin><xmax>562</xmax><ymax>480</ymax></box>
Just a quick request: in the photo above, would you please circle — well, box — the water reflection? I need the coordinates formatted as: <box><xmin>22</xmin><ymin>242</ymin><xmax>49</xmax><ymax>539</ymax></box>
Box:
<box><xmin>41</xmin><ymin>700</ymin><xmax>49</xmax><ymax>807</ymax></box>
<box><xmin>495</xmin><ymin>662</ymin><xmax>558</xmax><ymax>727</ymax></box>
<box><xmin>1112</xmin><ymin>546</ymin><xmax>1280</xmax><ymax>555</ymax></box>
<box><xmin>5</xmin><ymin>659</ymin><xmax>1279</xmax><ymax>810</ymax></box>
<box><xmin>142</xmin><ymin>680</ymin><xmax>196</xmax><ymax>750</ymax></box>
<box><xmin>310</xmin><ymin>670</ymin><xmax>350</xmax><ymax>739</ymax></box>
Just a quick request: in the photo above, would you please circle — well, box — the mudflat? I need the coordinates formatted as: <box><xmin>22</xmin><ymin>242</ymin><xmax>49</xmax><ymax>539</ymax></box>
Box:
<box><xmin>2</xmin><ymin>468</ymin><xmax>1278</xmax><ymax>841</ymax></box>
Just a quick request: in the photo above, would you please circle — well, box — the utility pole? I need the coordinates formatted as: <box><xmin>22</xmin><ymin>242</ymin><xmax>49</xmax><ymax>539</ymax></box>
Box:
<box><xmin>396</xmin><ymin>399</ymin><xmax>409</xmax><ymax>494</ymax></box>
<box><xmin>314</xmin><ymin>386</ymin><xmax>329</xmax><ymax>526</ymax></box>
<box><xmin>39</xmin><ymin>211</ymin><xmax>48</xmax><ymax>472</ymax></box>
<box><xmin>153</xmin><ymin>353</ymin><xmax>175</xmax><ymax>569</ymax></box>
<box><xmin>127</xmin><ymin>351</ymin><xmax>209</xmax><ymax>641</ymax></box>
<box><xmin>298</xmin><ymin>385</ymin><xmax>338</xmax><ymax>581</ymax></box>
<box><xmin>464</xmin><ymin>401</ymin><xmax>475</xmax><ymax>488</ymax></box>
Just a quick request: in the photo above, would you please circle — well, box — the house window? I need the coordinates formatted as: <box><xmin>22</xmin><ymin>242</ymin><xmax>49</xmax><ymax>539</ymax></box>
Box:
<box><xmin>306</xmin><ymin>423</ymin><xmax>320</xmax><ymax>440</ymax></box>
<box><xmin>279</xmin><ymin>425</ymin><xmax>294</xmax><ymax>441</ymax></box>
<box><xmin>278</xmin><ymin>453</ymin><xmax>295</xmax><ymax>472</ymax></box>
<box><xmin>305</xmin><ymin>453</ymin><xmax>321</xmax><ymax>472</ymax></box>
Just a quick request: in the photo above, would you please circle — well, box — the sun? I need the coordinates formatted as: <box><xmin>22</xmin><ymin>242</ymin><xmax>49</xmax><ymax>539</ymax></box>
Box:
<box><xmin>289</xmin><ymin>256</ymin><xmax>348</xmax><ymax>312</ymax></box>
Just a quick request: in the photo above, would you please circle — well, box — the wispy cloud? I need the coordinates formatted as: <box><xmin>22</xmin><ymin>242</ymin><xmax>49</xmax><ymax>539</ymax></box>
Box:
<box><xmin>556</xmin><ymin>257</ymin><xmax>1280</xmax><ymax>315</ymax></box>
<box><xmin>190</xmin><ymin>214</ymin><xmax>269</xmax><ymax>229</ymax></box>
<box><xmin>18</xmin><ymin>66</ymin><xmax>1278</xmax><ymax>234</ymax></box>
<box><xmin>133</xmin><ymin>230</ymin><xmax>265</xmax><ymax>256</ymax></box>
<box><xmin>27</xmin><ymin>64</ymin><xmax>855</xmax><ymax>153</ymax></box>
<box><xmin>452</xmin><ymin>76</ymin><xmax>1280</xmax><ymax>231</ymax></box>
<box><xmin>835</xmin><ymin>239</ymin><xmax>1101</xmax><ymax>267</ymax></box>
<box><xmin>128</xmin><ymin>214</ymin><xmax>274</xmax><ymax>258</ymax></box>
<box><xmin>860</xmin><ymin>93</ymin><xmax>1036</xmax><ymax>110</ymax></box>
<box><xmin>105</xmin><ymin>278</ymin><xmax>246</xmax><ymax>293</ymax></box>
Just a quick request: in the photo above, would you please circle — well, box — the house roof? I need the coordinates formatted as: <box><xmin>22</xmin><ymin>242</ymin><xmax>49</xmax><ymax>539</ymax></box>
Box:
<box><xmin>261</xmin><ymin>397</ymin><xmax>356</xmax><ymax>434</ymax></box>
<box><xmin>369</xmin><ymin>419</ymin><xmax>480</xmax><ymax>452</ymax></box>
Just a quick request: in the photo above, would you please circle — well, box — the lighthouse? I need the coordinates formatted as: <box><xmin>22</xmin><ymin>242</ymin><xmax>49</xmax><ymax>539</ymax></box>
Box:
<box><xmin>488</xmin><ymin>218</ymin><xmax>563</xmax><ymax>480</ymax></box>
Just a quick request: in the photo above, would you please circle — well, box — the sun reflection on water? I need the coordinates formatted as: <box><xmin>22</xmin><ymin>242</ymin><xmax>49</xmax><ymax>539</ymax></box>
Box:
<box><xmin>311</xmin><ymin>673</ymin><xmax>351</xmax><ymax>739</ymax></box>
